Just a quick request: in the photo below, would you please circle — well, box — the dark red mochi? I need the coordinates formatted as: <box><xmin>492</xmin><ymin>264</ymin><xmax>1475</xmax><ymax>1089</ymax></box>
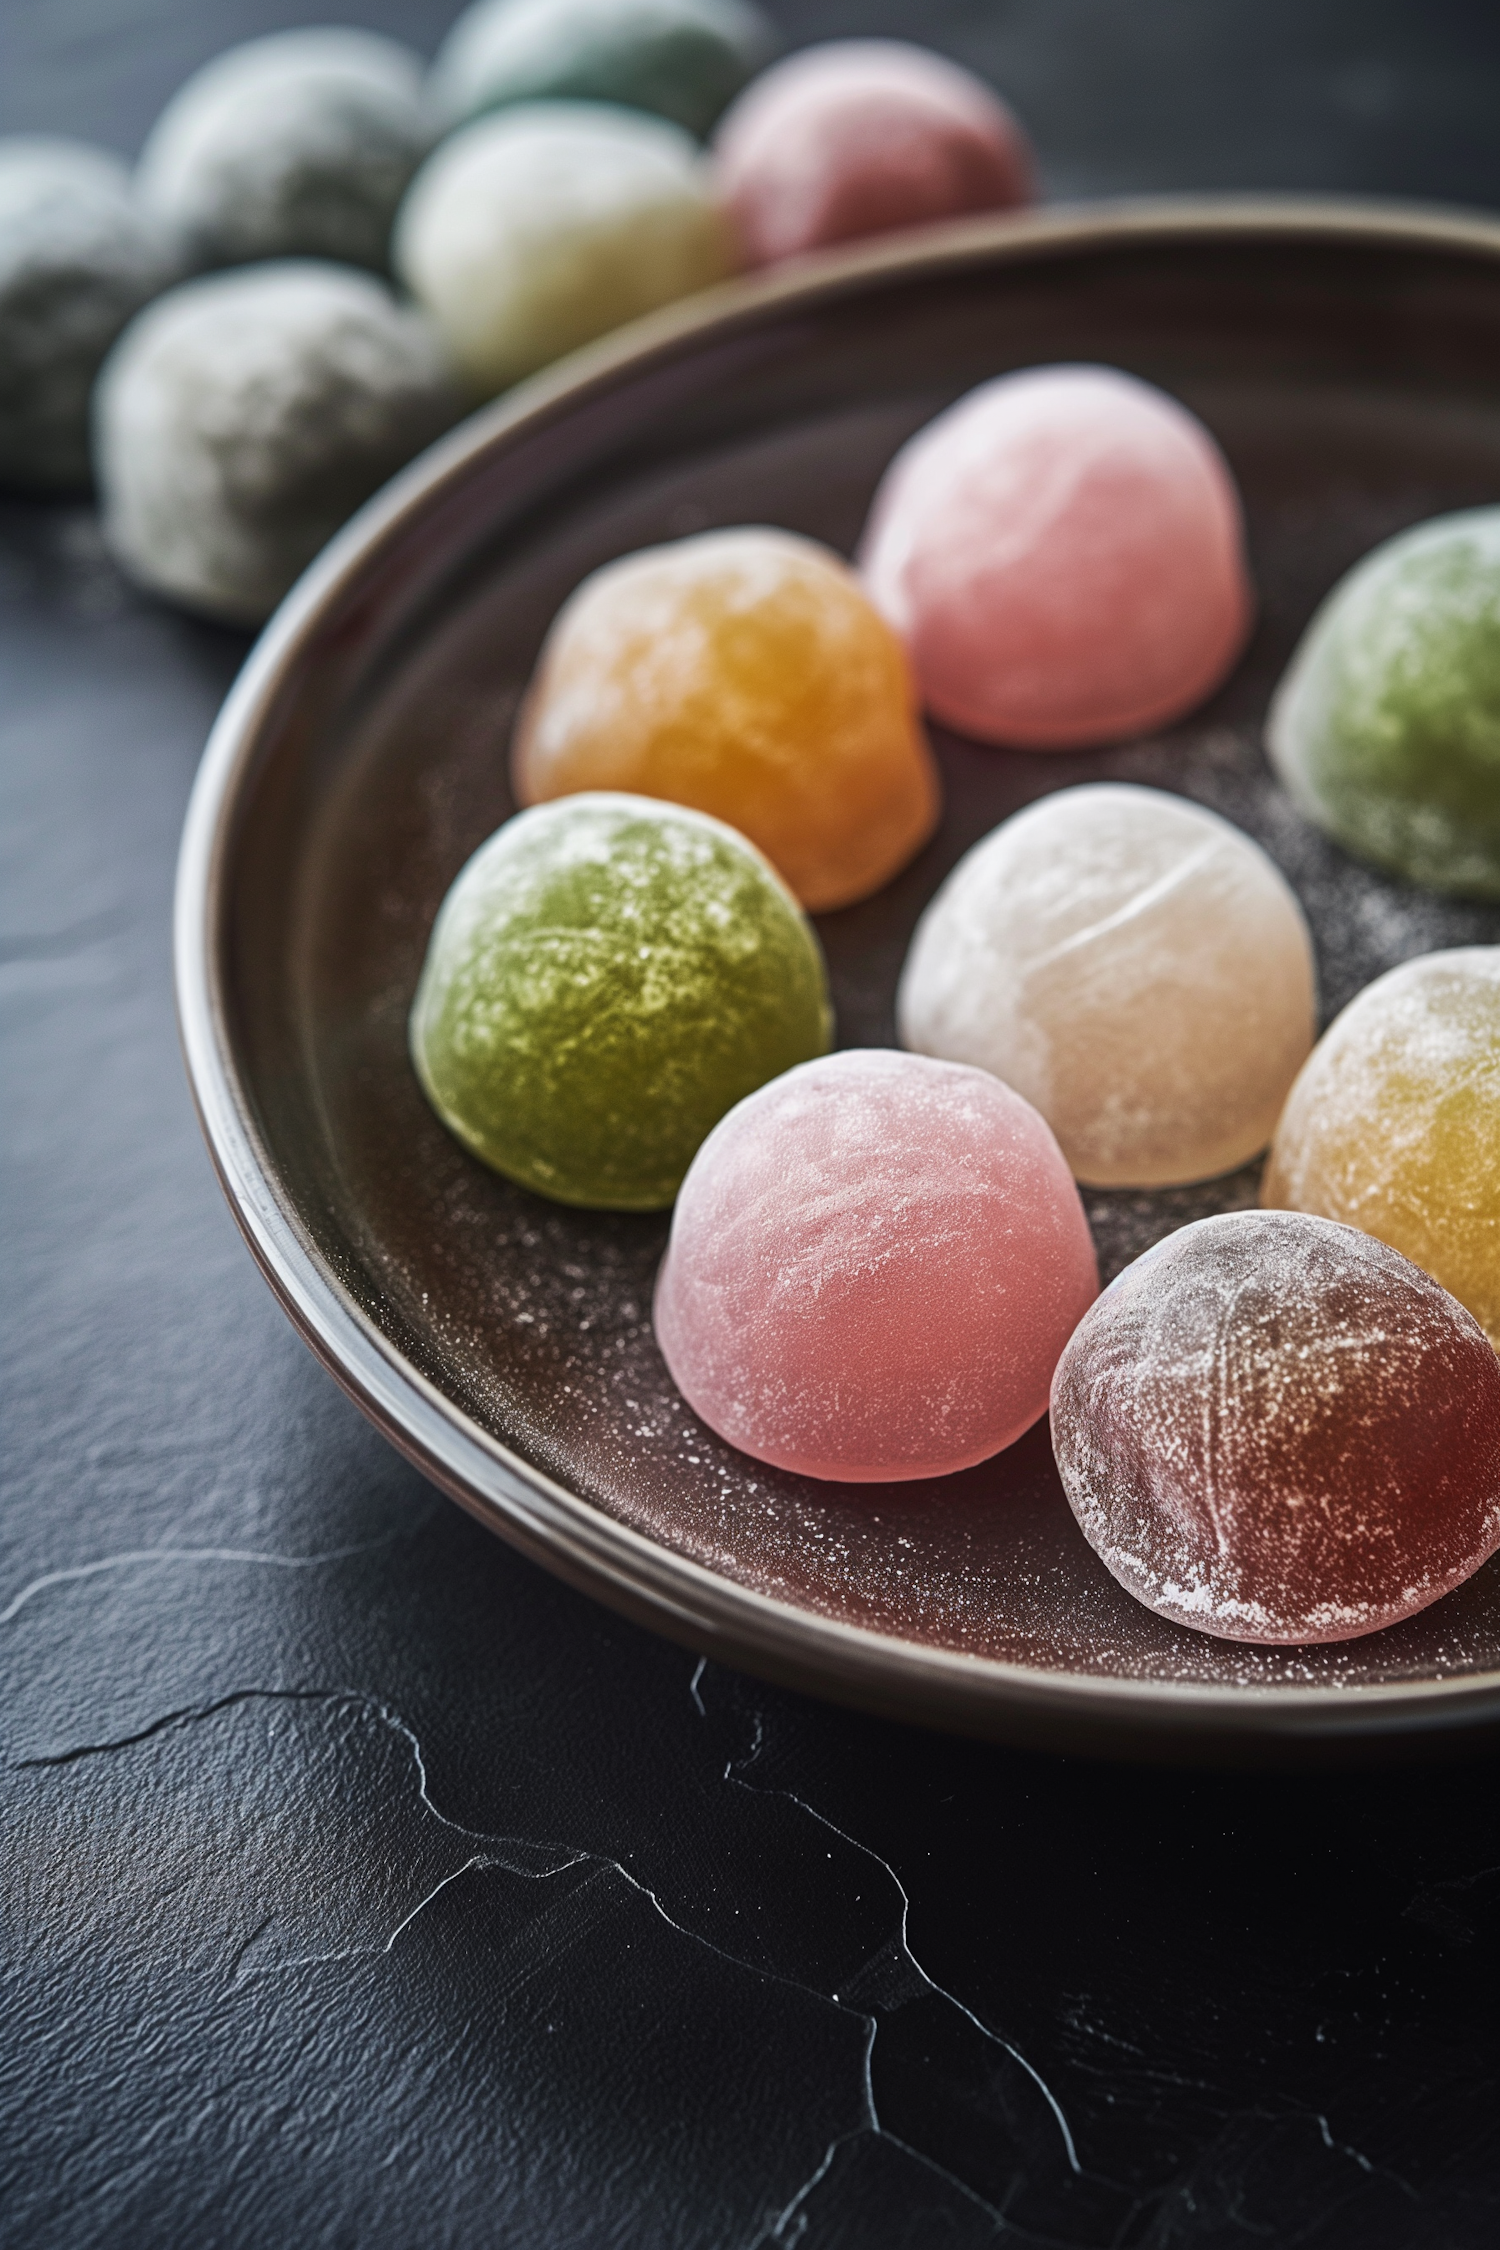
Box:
<box><xmin>1050</xmin><ymin>1211</ymin><xmax>1500</xmax><ymax>1643</ymax></box>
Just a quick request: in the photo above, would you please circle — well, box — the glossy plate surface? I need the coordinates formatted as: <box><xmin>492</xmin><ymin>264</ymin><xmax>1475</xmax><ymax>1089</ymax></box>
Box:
<box><xmin>177</xmin><ymin>200</ymin><xmax>1500</xmax><ymax>1758</ymax></box>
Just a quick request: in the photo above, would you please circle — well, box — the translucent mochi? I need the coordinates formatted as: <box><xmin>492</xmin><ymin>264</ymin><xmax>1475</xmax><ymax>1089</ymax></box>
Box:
<box><xmin>859</xmin><ymin>365</ymin><xmax>1253</xmax><ymax>748</ymax></box>
<box><xmin>654</xmin><ymin>1049</ymin><xmax>1098</xmax><ymax>1480</ymax></box>
<box><xmin>1267</xmin><ymin>508</ymin><xmax>1500</xmax><ymax>900</ymax></box>
<box><xmin>95</xmin><ymin>262</ymin><xmax>460</xmax><ymax>624</ymax></box>
<box><xmin>0</xmin><ymin>138</ymin><xmax>178</xmax><ymax>491</ymax></box>
<box><xmin>512</xmin><ymin>526</ymin><xmax>941</xmax><ymax>912</ymax></box>
<box><xmin>1051</xmin><ymin>1211</ymin><xmax>1500</xmax><ymax>1643</ymax></box>
<box><xmin>410</xmin><ymin>795</ymin><xmax>832</xmax><ymax>1210</ymax></box>
<box><xmin>712</xmin><ymin>39</ymin><xmax>1032</xmax><ymax>269</ymax></box>
<box><xmin>393</xmin><ymin>102</ymin><xmax>733</xmax><ymax>396</ymax></box>
<box><xmin>431</xmin><ymin>0</ymin><xmax>777</xmax><ymax>138</ymax></box>
<box><xmin>898</xmin><ymin>784</ymin><xmax>1316</xmax><ymax>1188</ymax></box>
<box><xmin>1264</xmin><ymin>948</ymin><xmax>1500</xmax><ymax>1348</ymax></box>
<box><xmin>136</xmin><ymin>30</ymin><xmax>434</xmax><ymax>273</ymax></box>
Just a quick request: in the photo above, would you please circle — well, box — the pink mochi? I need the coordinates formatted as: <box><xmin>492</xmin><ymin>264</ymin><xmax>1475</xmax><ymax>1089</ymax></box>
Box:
<box><xmin>711</xmin><ymin>39</ymin><xmax>1033</xmax><ymax>271</ymax></box>
<box><xmin>653</xmin><ymin>1048</ymin><xmax>1098</xmax><ymax>1482</ymax></box>
<box><xmin>859</xmin><ymin>365</ymin><xmax>1253</xmax><ymax>749</ymax></box>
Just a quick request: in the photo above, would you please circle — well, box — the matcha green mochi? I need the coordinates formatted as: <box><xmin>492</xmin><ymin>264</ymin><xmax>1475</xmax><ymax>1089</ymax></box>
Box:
<box><xmin>430</xmin><ymin>0</ymin><xmax>778</xmax><ymax>138</ymax></box>
<box><xmin>410</xmin><ymin>794</ymin><xmax>832</xmax><ymax>1209</ymax></box>
<box><xmin>1268</xmin><ymin>508</ymin><xmax>1500</xmax><ymax>900</ymax></box>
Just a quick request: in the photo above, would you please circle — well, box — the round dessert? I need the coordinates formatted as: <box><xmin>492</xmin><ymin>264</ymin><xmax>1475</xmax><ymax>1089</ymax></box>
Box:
<box><xmin>0</xmin><ymin>137</ymin><xmax>178</xmax><ymax>492</ymax></box>
<box><xmin>859</xmin><ymin>364</ymin><xmax>1253</xmax><ymax>748</ymax></box>
<box><xmin>654</xmin><ymin>1048</ymin><xmax>1098</xmax><ymax>1481</ymax></box>
<box><xmin>136</xmin><ymin>29</ymin><xmax>434</xmax><ymax>273</ymax></box>
<box><xmin>713</xmin><ymin>39</ymin><xmax>1032</xmax><ymax>269</ymax></box>
<box><xmin>430</xmin><ymin>0</ymin><xmax>777</xmax><ymax>137</ymax></box>
<box><xmin>96</xmin><ymin>267</ymin><xmax>461</xmax><ymax>630</ymax></box>
<box><xmin>1263</xmin><ymin>948</ymin><xmax>1500</xmax><ymax>1348</ymax></box>
<box><xmin>897</xmin><ymin>784</ymin><xmax>1315</xmax><ymax>1188</ymax></box>
<box><xmin>1267</xmin><ymin>508</ymin><xmax>1500</xmax><ymax>900</ymax></box>
<box><xmin>410</xmin><ymin>794</ymin><xmax>832</xmax><ymax>1210</ymax></box>
<box><xmin>1051</xmin><ymin>1211</ymin><xmax>1500</xmax><ymax>1643</ymax></box>
<box><xmin>96</xmin><ymin>261</ymin><xmax>460</xmax><ymax>625</ymax></box>
<box><xmin>513</xmin><ymin>526</ymin><xmax>940</xmax><ymax>912</ymax></box>
<box><xmin>393</xmin><ymin>101</ymin><xmax>733</xmax><ymax>396</ymax></box>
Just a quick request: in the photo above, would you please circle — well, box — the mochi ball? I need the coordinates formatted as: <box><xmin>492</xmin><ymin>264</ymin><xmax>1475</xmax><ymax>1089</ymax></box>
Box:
<box><xmin>430</xmin><ymin>0</ymin><xmax>777</xmax><ymax>137</ymax></box>
<box><xmin>1051</xmin><ymin>1211</ymin><xmax>1500</xmax><ymax>1643</ymax></box>
<box><xmin>96</xmin><ymin>261</ymin><xmax>461</xmax><ymax>625</ymax></box>
<box><xmin>411</xmin><ymin>794</ymin><xmax>832</xmax><ymax>1209</ymax></box>
<box><xmin>1264</xmin><ymin>948</ymin><xmax>1500</xmax><ymax>1348</ymax></box>
<box><xmin>0</xmin><ymin>138</ymin><xmax>178</xmax><ymax>491</ymax></box>
<box><xmin>654</xmin><ymin>1048</ymin><xmax>1098</xmax><ymax>1481</ymax></box>
<box><xmin>860</xmin><ymin>365</ymin><xmax>1253</xmax><ymax>748</ymax></box>
<box><xmin>512</xmin><ymin>525</ymin><xmax>940</xmax><ymax>912</ymax></box>
<box><xmin>1267</xmin><ymin>508</ymin><xmax>1500</xmax><ymax>900</ymax></box>
<box><xmin>136</xmin><ymin>28</ymin><xmax>434</xmax><ymax>273</ymax></box>
<box><xmin>713</xmin><ymin>39</ymin><xmax>1033</xmax><ymax>269</ymax></box>
<box><xmin>394</xmin><ymin>101</ymin><xmax>733</xmax><ymax>396</ymax></box>
<box><xmin>898</xmin><ymin>784</ymin><xmax>1316</xmax><ymax>1188</ymax></box>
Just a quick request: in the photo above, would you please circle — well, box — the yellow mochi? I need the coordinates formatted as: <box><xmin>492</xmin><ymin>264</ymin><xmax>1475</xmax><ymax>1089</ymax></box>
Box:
<box><xmin>1263</xmin><ymin>948</ymin><xmax>1500</xmax><ymax>1347</ymax></box>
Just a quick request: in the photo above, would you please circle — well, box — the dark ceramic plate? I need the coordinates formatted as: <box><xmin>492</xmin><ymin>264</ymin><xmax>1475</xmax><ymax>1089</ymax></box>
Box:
<box><xmin>177</xmin><ymin>200</ymin><xmax>1500</xmax><ymax>1760</ymax></box>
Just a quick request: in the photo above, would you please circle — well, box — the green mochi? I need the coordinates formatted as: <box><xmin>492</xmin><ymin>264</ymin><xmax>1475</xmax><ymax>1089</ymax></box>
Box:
<box><xmin>429</xmin><ymin>0</ymin><xmax>778</xmax><ymax>138</ymax></box>
<box><xmin>1268</xmin><ymin>508</ymin><xmax>1500</xmax><ymax>900</ymax></box>
<box><xmin>410</xmin><ymin>794</ymin><xmax>833</xmax><ymax>1210</ymax></box>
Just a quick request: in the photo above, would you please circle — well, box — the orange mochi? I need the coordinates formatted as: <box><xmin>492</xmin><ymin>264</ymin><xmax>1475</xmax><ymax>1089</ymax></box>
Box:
<box><xmin>511</xmin><ymin>526</ymin><xmax>941</xmax><ymax>912</ymax></box>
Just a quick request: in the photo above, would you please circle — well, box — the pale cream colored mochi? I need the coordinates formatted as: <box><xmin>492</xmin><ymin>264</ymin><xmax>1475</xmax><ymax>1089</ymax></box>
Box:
<box><xmin>392</xmin><ymin>100</ymin><xmax>733</xmax><ymax>394</ymax></box>
<box><xmin>897</xmin><ymin>783</ymin><xmax>1316</xmax><ymax>1188</ymax></box>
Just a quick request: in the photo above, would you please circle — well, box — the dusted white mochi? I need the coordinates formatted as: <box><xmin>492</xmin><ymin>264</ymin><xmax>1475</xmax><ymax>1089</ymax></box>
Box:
<box><xmin>96</xmin><ymin>261</ymin><xmax>460</xmax><ymax>625</ymax></box>
<box><xmin>898</xmin><ymin>784</ymin><xmax>1316</xmax><ymax>1188</ymax></box>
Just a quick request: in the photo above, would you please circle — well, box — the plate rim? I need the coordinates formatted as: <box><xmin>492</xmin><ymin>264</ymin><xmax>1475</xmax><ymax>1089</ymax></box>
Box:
<box><xmin>175</xmin><ymin>194</ymin><xmax>1500</xmax><ymax>1757</ymax></box>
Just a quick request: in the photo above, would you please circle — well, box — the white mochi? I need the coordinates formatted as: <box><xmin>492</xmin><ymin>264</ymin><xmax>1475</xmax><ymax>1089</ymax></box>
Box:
<box><xmin>898</xmin><ymin>783</ymin><xmax>1316</xmax><ymax>1188</ymax></box>
<box><xmin>96</xmin><ymin>261</ymin><xmax>460</xmax><ymax>625</ymax></box>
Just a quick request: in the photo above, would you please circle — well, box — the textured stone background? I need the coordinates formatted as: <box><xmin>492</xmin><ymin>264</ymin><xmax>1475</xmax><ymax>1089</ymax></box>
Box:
<box><xmin>5</xmin><ymin>4</ymin><xmax>1500</xmax><ymax>2244</ymax></box>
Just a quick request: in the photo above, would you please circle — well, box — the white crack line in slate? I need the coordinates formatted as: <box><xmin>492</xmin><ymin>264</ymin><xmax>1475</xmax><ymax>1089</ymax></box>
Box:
<box><xmin>0</xmin><ymin>1532</ymin><xmax>423</xmax><ymax>1624</ymax></box>
<box><xmin>725</xmin><ymin>1730</ymin><xmax>1081</xmax><ymax>2171</ymax></box>
<box><xmin>686</xmin><ymin>1662</ymin><xmax>1093</xmax><ymax>2247</ymax></box>
<box><xmin>11</xmin><ymin>1678</ymin><xmax>871</xmax><ymax>2168</ymax></box>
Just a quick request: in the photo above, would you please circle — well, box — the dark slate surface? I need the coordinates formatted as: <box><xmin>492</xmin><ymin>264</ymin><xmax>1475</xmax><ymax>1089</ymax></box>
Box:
<box><xmin>5</xmin><ymin>4</ymin><xmax>1500</xmax><ymax>2243</ymax></box>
